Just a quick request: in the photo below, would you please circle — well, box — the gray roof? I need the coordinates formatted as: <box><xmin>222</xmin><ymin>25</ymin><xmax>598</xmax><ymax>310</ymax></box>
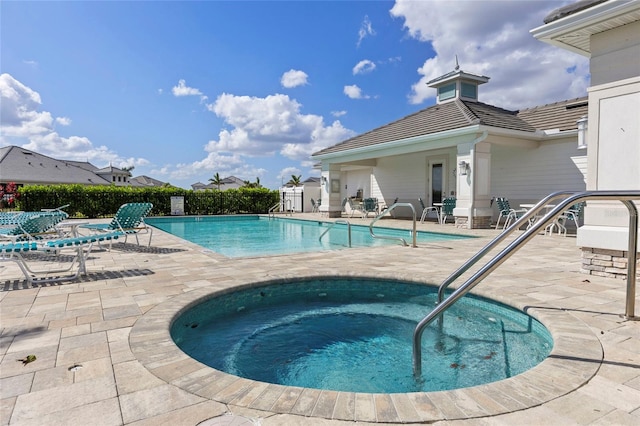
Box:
<box><xmin>543</xmin><ymin>0</ymin><xmax>608</xmax><ymax>24</ymax></box>
<box><xmin>0</xmin><ymin>145</ymin><xmax>166</xmax><ymax>187</ymax></box>
<box><xmin>0</xmin><ymin>145</ymin><xmax>111</xmax><ymax>185</ymax></box>
<box><xmin>312</xmin><ymin>97</ymin><xmax>588</xmax><ymax>158</ymax></box>
<box><xmin>312</xmin><ymin>99</ymin><xmax>537</xmax><ymax>157</ymax></box>
<box><xmin>130</xmin><ymin>175</ymin><xmax>167</xmax><ymax>187</ymax></box>
<box><xmin>518</xmin><ymin>97</ymin><xmax>588</xmax><ymax>131</ymax></box>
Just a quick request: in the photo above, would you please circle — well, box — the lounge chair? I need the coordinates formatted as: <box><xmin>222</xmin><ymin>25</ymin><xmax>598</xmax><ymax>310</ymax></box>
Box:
<box><xmin>495</xmin><ymin>197</ymin><xmax>526</xmax><ymax>230</ymax></box>
<box><xmin>81</xmin><ymin>202</ymin><xmax>153</xmax><ymax>246</ymax></box>
<box><xmin>379</xmin><ymin>197</ymin><xmax>398</xmax><ymax>217</ymax></box>
<box><xmin>341</xmin><ymin>197</ymin><xmax>348</xmax><ymax>215</ymax></box>
<box><xmin>0</xmin><ymin>211</ymin><xmax>68</xmax><ymax>242</ymax></box>
<box><xmin>362</xmin><ymin>198</ymin><xmax>378</xmax><ymax>218</ymax></box>
<box><xmin>546</xmin><ymin>201</ymin><xmax>585</xmax><ymax>236</ymax></box>
<box><xmin>1</xmin><ymin>231</ymin><xmax>123</xmax><ymax>284</ymax></box>
<box><xmin>310</xmin><ymin>198</ymin><xmax>319</xmax><ymax>213</ymax></box>
<box><xmin>347</xmin><ymin>198</ymin><xmax>365</xmax><ymax>218</ymax></box>
<box><xmin>418</xmin><ymin>198</ymin><xmax>439</xmax><ymax>223</ymax></box>
<box><xmin>440</xmin><ymin>197</ymin><xmax>457</xmax><ymax>224</ymax></box>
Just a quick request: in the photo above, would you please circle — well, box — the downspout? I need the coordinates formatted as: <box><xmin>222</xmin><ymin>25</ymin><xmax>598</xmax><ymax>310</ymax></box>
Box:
<box><xmin>467</xmin><ymin>131</ymin><xmax>489</xmax><ymax>229</ymax></box>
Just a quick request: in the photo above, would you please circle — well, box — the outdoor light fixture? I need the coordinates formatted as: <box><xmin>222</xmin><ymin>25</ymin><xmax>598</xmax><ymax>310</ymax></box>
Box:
<box><xmin>458</xmin><ymin>160</ymin><xmax>470</xmax><ymax>176</ymax></box>
<box><xmin>577</xmin><ymin>115</ymin><xmax>588</xmax><ymax>150</ymax></box>
<box><xmin>321</xmin><ymin>176</ymin><xmax>328</xmax><ymax>185</ymax></box>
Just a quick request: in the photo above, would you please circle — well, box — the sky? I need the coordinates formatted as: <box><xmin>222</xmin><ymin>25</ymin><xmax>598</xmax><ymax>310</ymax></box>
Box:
<box><xmin>0</xmin><ymin>0</ymin><xmax>590</xmax><ymax>190</ymax></box>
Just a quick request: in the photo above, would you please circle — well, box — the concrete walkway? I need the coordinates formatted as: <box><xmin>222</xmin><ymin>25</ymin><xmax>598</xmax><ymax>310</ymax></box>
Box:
<box><xmin>1</xmin><ymin>215</ymin><xmax>639</xmax><ymax>425</ymax></box>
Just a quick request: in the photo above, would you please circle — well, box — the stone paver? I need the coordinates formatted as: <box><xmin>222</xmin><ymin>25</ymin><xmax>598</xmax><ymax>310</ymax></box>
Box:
<box><xmin>1</xmin><ymin>214</ymin><xmax>639</xmax><ymax>425</ymax></box>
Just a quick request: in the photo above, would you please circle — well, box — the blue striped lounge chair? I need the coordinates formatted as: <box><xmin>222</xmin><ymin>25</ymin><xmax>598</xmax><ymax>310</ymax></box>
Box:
<box><xmin>0</xmin><ymin>211</ymin><xmax>68</xmax><ymax>242</ymax></box>
<box><xmin>1</xmin><ymin>231</ymin><xmax>123</xmax><ymax>284</ymax></box>
<box><xmin>81</xmin><ymin>202</ymin><xmax>153</xmax><ymax>246</ymax></box>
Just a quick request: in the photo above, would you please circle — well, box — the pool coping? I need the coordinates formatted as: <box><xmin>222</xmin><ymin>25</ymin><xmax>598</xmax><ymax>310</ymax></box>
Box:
<box><xmin>130</xmin><ymin>271</ymin><xmax>603</xmax><ymax>423</ymax></box>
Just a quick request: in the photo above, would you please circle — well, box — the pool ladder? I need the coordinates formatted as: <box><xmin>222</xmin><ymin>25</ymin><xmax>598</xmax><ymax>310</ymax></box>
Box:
<box><xmin>369</xmin><ymin>202</ymin><xmax>417</xmax><ymax>247</ymax></box>
<box><xmin>318</xmin><ymin>220</ymin><xmax>352</xmax><ymax>247</ymax></box>
<box><xmin>268</xmin><ymin>199</ymin><xmax>292</xmax><ymax>219</ymax></box>
<box><xmin>413</xmin><ymin>190</ymin><xmax>640</xmax><ymax>376</ymax></box>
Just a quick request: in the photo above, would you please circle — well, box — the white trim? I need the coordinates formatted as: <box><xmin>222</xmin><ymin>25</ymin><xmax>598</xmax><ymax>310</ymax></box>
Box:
<box><xmin>531</xmin><ymin>0</ymin><xmax>640</xmax><ymax>56</ymax></box>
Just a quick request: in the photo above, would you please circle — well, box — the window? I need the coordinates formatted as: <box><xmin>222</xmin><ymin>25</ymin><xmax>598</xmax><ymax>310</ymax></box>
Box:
<box><xmin>112</xmin><ymin>176</ymin><xmax>116</xmax><ymax>182</ymax></box>
<box><xmin>438</xmin><ymin>83</ymin><xmax>456</xmax><ymax>101</ymax></box>
<box><xmin>461</xmin><ymin>82</ymin><xmax>477</xmax><ymax>99</ymax></box>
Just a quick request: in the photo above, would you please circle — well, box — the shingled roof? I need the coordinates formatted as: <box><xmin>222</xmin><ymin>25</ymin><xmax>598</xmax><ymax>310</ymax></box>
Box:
<box><xmin>0</xmin><ymin>145</ymin><xmax>111</xmax><ymax>185</ymax></box>
<box><xmin>517</xmin><ymin>97</ymin><xmax>588</xmax><ymax>132</ymax></box>
<box><xmin>313</xmin><ymin>99</ymin><xmax>537</xmax><ymax>157</ymax></box>
<box><xmin>312</xmin><ymin>96</ymin><xmax>588</xmax><ymax>157</ymax></box>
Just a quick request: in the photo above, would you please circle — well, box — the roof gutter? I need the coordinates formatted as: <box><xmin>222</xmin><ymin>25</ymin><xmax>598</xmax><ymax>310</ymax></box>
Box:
<box><xmin>468</xmin><ymin>130</ymin><xmax>489</xmax><ymax>229</ymax></box>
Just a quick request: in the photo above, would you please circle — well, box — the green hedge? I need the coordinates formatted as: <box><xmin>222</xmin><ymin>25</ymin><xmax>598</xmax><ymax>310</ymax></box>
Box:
<box><xmin>16</xmin><ymin>185</ymin><xmax>279</xmax><ymax>218</ymax></box>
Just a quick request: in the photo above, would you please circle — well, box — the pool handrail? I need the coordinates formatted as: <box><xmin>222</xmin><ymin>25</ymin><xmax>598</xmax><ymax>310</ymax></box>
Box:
<box><xmin>318</xmin><ymin>219</ymin><xmax>352</xmax><ymax>247</ymax></box>
<box><xmin>269</xmin><ymin>199</ymin><xmax>292</xmax><ymax>218</ymax></box>
<box><xmin>369</xmin><ymin>202</ymin><xmax>417</xmax><ymax>248</ymax></box>
<box><xmin>413</xmin><ymin>190</ymin><xmax>640</xmax><ymax>377</ymax></box>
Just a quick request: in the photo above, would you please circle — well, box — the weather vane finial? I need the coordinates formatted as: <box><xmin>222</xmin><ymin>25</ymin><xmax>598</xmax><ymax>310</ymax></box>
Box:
<box><xmin>455</xmin><ymin>55</ymin><xmax>460</xmax><ymax>71</ymax></box>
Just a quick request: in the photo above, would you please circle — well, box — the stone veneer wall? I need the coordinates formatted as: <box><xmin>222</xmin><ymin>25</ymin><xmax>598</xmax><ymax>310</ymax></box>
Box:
<box><xmin>581</xmin><ymin>247</ymin><xmax>640</xmax><ymax>279</ymax></box>
<box><xmin>454</xmin><ymin>216</ymin><xmax>492</xmax><ymax>229</ymax></box>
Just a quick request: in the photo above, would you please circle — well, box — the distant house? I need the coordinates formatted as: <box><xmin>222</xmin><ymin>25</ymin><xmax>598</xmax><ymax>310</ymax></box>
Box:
<box><xmin>0</xmin><ymin>145</ymin><xmax>166</xmax><ymax>188</ymax></box>
<box><xmin>191</xmin><ymin>176</ymin><xmax>245</xmax><ymax>191</ymax></box>
<box><xmin>312</xmin><ymin>67</ymin><xmax>588</xmax><ymax>227</ymax></box>
<box><xmin>279</xmin><ymin>176</ymin><xmax>321</xmax><ymax>213</ymax></box>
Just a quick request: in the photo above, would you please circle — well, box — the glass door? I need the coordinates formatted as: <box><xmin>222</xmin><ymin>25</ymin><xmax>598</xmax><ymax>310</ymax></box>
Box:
<box><xmin>427</xmin><ymin>158</ymin><xmax>447</xmax><ymax>206</ymax></box>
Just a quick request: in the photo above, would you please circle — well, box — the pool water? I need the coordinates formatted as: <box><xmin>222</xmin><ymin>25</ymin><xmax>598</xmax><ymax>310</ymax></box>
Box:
<box><xmin>146</xmin><ymin>215</ymin><xmax>471</xmax><ymax>257</ymax></box>
<box><xmin>171</xmin><ymin>278</ymin><xmax>553</xmax><ymax>393</ymax></box>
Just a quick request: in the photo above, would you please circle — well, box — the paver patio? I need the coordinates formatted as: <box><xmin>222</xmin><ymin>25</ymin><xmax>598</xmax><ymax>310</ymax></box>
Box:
<box><xmin>1</xmin><ymin>215</ymin><xmax>639</xmax><ymax>425</ymax></box>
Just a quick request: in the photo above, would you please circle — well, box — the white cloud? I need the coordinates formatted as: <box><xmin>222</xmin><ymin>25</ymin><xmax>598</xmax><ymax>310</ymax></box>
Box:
<box><xmin>0</xmin><ymin>73</ymin><xmax>148</xmax><ymax>167</ymax></box>
<box><xmin>353</xmin><ymin>60</ymin><xmax>376</xmax><ymax>75</ymax></box>
<box><xmin>172</xmin><ymin>79</ymin><xmax>208</xmax><ymax>103</ymax></box>
<box><xmin>277</xmin><ymin>167</ymin><xmax>302</xmax><ymax>183</ymax></box>
<box><xmin>281</xmin><ymin>69</ymin><xmax>309</xmax><ymax>88</ymax></box>
<box><xmin>204</xmin><ymin>93</ymin><xmax>355</xmax><ymax>161</ymax></box>
<box><xmin>331</xmin><ymin>110</ymin><xmax>347</xmax><ymax>117</ymax></box>
<box><xmin>343</xmin><ymin>84</ymin><xmax>370</xmax><ymax>100</ymax></box>
<box><xmin>390</xmin><ymin>0</ymin><xmax>589</xmax><ymax>109</ymax></box>
<box><xmin>357</xmin><ymin>15</ymin><xmax>375</xmax><ymax>47</ymax></box>
<box><xmin>56</xmin><ymin>117</ymin><xmax>71</xmax><ymax>126</ymax></box>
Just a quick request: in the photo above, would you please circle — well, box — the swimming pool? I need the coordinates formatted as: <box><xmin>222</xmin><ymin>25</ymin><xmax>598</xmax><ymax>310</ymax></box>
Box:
<box><xmin>171</xmin><ymin>277</ymin><xmax>553</xmax><ymax>393</ymax></box>
<box><xmin>145</xmin><ymin>215</ymin><xmax>471</xmax><ymax>257</ymax></box>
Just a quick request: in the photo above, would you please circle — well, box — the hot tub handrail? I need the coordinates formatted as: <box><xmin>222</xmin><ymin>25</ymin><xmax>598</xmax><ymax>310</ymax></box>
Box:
<box><xmin>319</xmin><ymin>219</ymin><xmax>352</xmax><ymax>247</ymax></box>
<box><xmin>369</xmin><ymin>202</ymin><xmax>417</xmax><ymax>247</ymax></box>
<box><xmin>413</xmin><ymin>190</ymin><xmax>640</xmax><ymax>377</ymax></box>
<box><xmin>436</xmin><ymin>191</ymin><xmax>576</xmax><ymax>303</ymax></box>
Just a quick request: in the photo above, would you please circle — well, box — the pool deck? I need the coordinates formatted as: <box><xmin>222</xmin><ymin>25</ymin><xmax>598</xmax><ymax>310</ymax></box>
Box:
<box><xmin>1</xmin><ymin>214</ymin><xmax>639</xmax><ymax>425</ymax></box>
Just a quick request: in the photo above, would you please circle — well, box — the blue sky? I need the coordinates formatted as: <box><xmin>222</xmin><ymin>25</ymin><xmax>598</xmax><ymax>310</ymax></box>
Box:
<box><xmin>1</xmin><ymin>1</ymin><xmax>589</xmax><ymax>189</ymax></box>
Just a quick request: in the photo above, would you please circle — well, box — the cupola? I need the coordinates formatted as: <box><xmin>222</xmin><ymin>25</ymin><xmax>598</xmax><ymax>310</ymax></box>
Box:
<box><xmin>427</xmin><ymin>58</ymin><xmax>490</xmax><ymax>104</ymax></box>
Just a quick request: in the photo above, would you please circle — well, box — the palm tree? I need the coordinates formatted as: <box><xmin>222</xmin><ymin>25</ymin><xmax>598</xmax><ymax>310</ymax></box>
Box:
<box><xmin>287</xmin><ymin>175</ymin><xmax>302</xmax><ymax>187</ymax></box>
<box><xmin>209</xmin><ymin>172</ymin><xmax>223</xmax><ymax>190</ymax></box>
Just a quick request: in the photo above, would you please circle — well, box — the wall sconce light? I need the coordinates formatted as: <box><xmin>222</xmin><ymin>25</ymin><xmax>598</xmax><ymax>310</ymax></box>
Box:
<box><xmin>321</xmin><ymin>176</ymin><xmax>328</xmax><ymax>185</ymax></box>
<box><xmin>458</xmin><ymin>160</ymin><xmax>470</xmax><ymax>176</ymax></box>
<box><xmin>577</xmin><ymin>115</ymin><xmax>588</xmax><ymax>150</ymax></box>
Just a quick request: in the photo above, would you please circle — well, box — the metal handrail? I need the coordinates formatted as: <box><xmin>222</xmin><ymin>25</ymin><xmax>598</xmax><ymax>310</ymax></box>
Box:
<box><xmin>268</xmin><ymin>199</ymin><xmax>292</xmax><ymax>219</ymax></box>
<box><xmin>318</xmin><ymin>219</ymin><xmax>352</xmax><ymax>247</ymax></box>
<box><xmin>369</xmin><ymin>202</ymin><xmax>417</xmax><ymax>247</ymax></box>
<box><xmin>413</xmin><ymin>190</ymin><xmax>639</xmax><ymax>376</ymax></box>
<box><xmin>436</xmin><ymin>191</ymin><xmax>576</xmax><ymax>303</ymax></box>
